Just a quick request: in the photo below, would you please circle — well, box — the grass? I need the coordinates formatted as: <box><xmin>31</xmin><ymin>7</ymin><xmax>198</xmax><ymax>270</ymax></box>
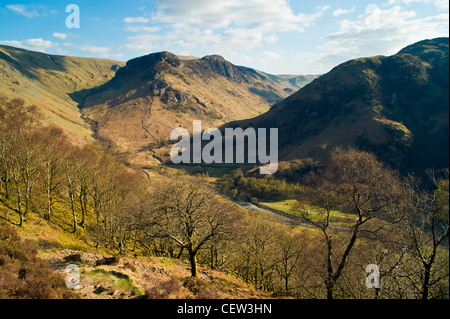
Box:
<box><xmin>0</xmin><ymin>45</ymin><xmax>124</xmax><ymax>145</ymax></box>
<box><xmin>259</xmin><ymin>199</ymin><xmax>358</xmax><ymax>227</ymax></box>
<box><xmin>259</xmin><ymin>199</ymin><xmax>298</xmax><ymax>214</ymax></box>
<box><xmin>300</xmin><ymin>205</ymin><xmax>357</xmax><ymax>226</ymax></box>
<box><xmin>165</xmin><ymin>164</ymin><xmax>241</xmax><ymax>181</ymax></box>
<box><xmin>1</xmin><ymin>194</ymin><xmax>270</xmax><ymax>300</ymax></box>
<box><xmin>83</xmin><ymin>269</ymin><xmax>144</xmax><ymax>296</ymax></box>
<box><xmin>0</xmin><ymin>192</ymin><xmax>105</xmax><ymax>255</ymax></box>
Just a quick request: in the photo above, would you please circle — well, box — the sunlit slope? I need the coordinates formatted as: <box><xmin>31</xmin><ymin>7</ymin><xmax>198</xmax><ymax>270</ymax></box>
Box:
<box><xmin>230</xmin><ymin>38</ymin><xmax>449</xmax><ymax>175</ymax></box>
<box><xmin>0</xmin><ymin>45</ymin><xmax>125</xmax><ymax>144</ymax></box>
<box><xmin>78</xmin><ymin>52</ymin><xmax>315</xmax><ymax>152</ymax></box>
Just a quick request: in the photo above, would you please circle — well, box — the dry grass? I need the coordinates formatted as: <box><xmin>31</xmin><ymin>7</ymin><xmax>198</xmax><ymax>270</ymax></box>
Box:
<box><xmin>0</xmin><ymin>45</ymin><xmax>125</xmax><ymax>145</ymax></box>
<box><xmin>0</xmin><ymin>221</ymin><xmax>77</xmax><ymax>299</ymax></box>
<box><xmin>80</xmin><ymin>54</ymin><xmax>315</xmax><ymax>156</ymax></box>
<box><xmin>1</xmin><ymin>203</ymin><xmax>270</xmax><ymax>300</ymax></box>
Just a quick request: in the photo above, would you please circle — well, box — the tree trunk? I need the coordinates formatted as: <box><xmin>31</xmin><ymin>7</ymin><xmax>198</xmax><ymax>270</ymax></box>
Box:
<box><xmin>325</xmin><ymin>234</ymin><xmax>334</xmax><ymax>300</ymax></box>
<box><xmin>189</xmin><ymin>250</ymin><xmax>198</xmax><ymax>278</ymax></box>
<box><xmin>46</xmin><ymin>165</ymin><xmax>53</xmax><ymax>221</ymax></box>
<box><xmin>176</xmin><ymin>247</ymin><xmax>185</xmax><ymax>259</ymax></box>
<box><xmin>70</xmin><ymin>191</ymin><xmax>77</xmax><ymax>233</ymax></box>
<box><xmin>422</xmin><ymin>262</ymin><xmax>432</xmax><ymax>300</ymax></box>
<box><xmin>47</xmin><ymin>184</ymin><xmax>52</xmax><ymax>221</ymax></box>
<box><xmin>16</xmin><ymin>186</ymin><xmax>23</xmax><ymax>227</ymax></box>
<box><xmin>326</xmin><ymin>281</ymin><xmax>335</xmax><ymax>300</ymax></box>
<box><xmin>2</xmin><ymin>174</ymin><xmax>10</xmax><ymax>199</ymax></box>
<box><xmin>79</xmin><ymin>187</ymin><xmax>87</xmax><ymax>228</ymax></box>
<box><xmin>284</xmin><ymin>276</ymin><xmax>289</xmax><ymax>292</ymax></box>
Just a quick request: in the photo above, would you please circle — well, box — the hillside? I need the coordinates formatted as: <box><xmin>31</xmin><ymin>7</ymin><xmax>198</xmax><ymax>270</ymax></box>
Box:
<box><xmin>229</xmin><ymin>38</ymin><xmax>449</xmax><ymax>175</ymax></box>
<box><xmin>0</xmin><ymin>217</ymin><xmax>270</xmax><ymax>300</ymax></box>
<box><xmin>77</xmin><ymin>52</ymin><xmax>315</xmax><ymax>153</ymax></box>
<box><xmin>0</xmin><ymin>45</ymin><xmax>124</xmax><ymax>144</ymax></box>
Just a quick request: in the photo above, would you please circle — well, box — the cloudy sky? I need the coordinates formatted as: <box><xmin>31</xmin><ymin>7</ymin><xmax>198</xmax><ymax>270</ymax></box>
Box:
<box><xmin>0</xmin><ymin>0</ymin><xmax>448</xmax><ymax>74</ymax></box>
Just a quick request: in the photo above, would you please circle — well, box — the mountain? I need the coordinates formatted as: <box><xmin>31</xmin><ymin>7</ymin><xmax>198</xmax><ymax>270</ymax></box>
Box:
<box><xmin>0</xmin><ymin>45</ymin><xmax>125</xmax><ymax>143</ymax></box>
<box><xmin>76</xmin><ymin>51</ymin><xmax>315</xmax><ymax>152</ymax></box>
<box><xmin>230</xmin><ymin>38</ymin><xmax>449</xmax><ymax>175</ymax></box>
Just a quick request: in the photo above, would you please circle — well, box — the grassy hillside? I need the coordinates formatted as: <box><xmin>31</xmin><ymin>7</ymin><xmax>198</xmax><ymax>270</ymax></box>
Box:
<box><xmin>0</xmin><ymin>45</ymin><xmax>125</xmax><ymax>144</ymax></box>
<box><xmin>0</xmin><ymin>215</ymin><xmax>270</xmax><ymax>300</ymax></box>
<box><xmin>229</xmin><ymin>38</ymin><xmax>449</xmax><ymax>175</ymax></box>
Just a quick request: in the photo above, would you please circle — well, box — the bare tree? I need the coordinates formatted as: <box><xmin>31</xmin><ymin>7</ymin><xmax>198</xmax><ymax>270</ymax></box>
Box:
<box><xmin>299</xmin><ymin>148</ymin><xmax>404</xmax><ymax>299</ymax></box>
<box><xmin>274</xmin><ymin>228</ymin><xmax>306</xmax><ymax>292</ymax></box>
<box><xmin>404</xmin><ymin>170</ymin><xmax>449</xmax><ymax>299</ymax></box>
<box><xmin>64</xmin><ymin>148</ymin><xmax>81</xmax><ymax>233</ymax></box>
<box><xmin>228</xmin><ymin>214</ymin><xmax>280</xmax><ymax>291</ymax></box>
<box><xmin>0</xmin><ymin>98</ymin><xmax>41</xmax><ymax>226</ymax></box>
<box><xmin>35</xmin><ymin>126</ymin><xmax>68</xmax><ymax>221</ymax></box>
<box><xmin>152</xmin><ymin>178</ymin><xmax>239</xmax><ymax>278</ymax></box>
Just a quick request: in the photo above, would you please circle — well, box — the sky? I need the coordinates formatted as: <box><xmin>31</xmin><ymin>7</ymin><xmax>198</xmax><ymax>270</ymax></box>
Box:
<box><xmin>0</xmin><ymin>0</ymin><xmax>448</xmax><ymax>75</ymax></box>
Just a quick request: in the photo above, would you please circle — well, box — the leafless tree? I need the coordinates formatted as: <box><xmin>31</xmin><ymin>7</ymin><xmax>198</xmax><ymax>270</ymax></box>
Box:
<box><xmin>35</xmin><ymin>126</ymin><xmax>68</xmax><ymax>221</ymax></box>
<box><xmin>274</xmin><ymin>227</ymin><xmax>306</xmax><ymax>292</ymax></box>
<box><xmin>151</xmin><ymin>177</ymin><xmax>240</xmax><ymax>277</ymax></box>
<box><xmin>298</xmin><ymin>148</ymin><xmax>404</xmax><ymax>299</ymax></box>
<box><xmin>0</xmin><ymin>98</ymin><xmax>41</xmax><ymax>226</ymax></box>
<box><xmin>403</xmin><ymin>170</ymin><xmax>449</xmax><ymax>299</ymax></box>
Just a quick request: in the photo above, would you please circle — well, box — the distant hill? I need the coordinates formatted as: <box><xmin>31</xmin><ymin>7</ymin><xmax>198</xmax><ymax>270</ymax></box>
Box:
<box><xmin>0</xmin><ymin>45</ymin><xmax>124</xmax><ymax>144</ymax></box>
<box><xmin>76</xmin><ymin>51</ymin><xmax>315</xmax><ymax>152</ymax></box>
<box><xmin>230</xmin><ymin>38</ymin><xmax>449</xmax><ymax>175</ymax></box>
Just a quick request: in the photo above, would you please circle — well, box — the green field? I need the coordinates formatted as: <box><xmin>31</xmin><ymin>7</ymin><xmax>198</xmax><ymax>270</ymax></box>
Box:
<box><xmin>165</xmin><ymin>164</ymin><xmax>243</xmax><ymax>180</ymax></box>
<box><xmin>259</xmin><ymin>200</ymin><xmax>299</xmax><ymax>215</ymax></box>
<box><xmin>260</xmin><ymin>199</ymin><xmax>357</xmax><ymax>226</ymax></box>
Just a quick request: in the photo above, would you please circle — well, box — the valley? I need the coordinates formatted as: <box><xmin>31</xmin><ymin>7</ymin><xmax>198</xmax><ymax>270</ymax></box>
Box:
<box><xmin>0</xmin><ymin>38</ymin><xmax>449</xmax><ymax>300</ymax></box>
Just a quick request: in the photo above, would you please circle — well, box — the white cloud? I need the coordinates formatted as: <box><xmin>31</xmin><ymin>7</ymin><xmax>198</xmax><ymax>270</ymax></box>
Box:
<box><xmin>154</xmin><ymin>0</ymin><xmax>328</xmax><ymax>32</ymax></box>
<box><xmin>127</xmin><ymin>0</ymin><xmax>329</xmax><ymax>57</ymax></box>
<box><xmin>296</xmin><ymin>5</ymin><xmax>449</xmax><ymax>74</ymax></box>
<box><xmin>78</xmin><ymin>45</ymin><xmax>111</xmax><ymax>54</ymax></box>
<box><xmin>6</xmin><ymin>4</ymin><xmax>39</xmax><ymax>18</ymax></box>
<box><xmin>0</xmin><ymin>38</ymin><xmax>57</xmax><ymax>52</ymax></box>
<box><xmin>125</xmin><ymin>26</ymin><xmax>161</xmax><ymax>33</ymax></box>
<box><xmin>5</xmin><ymin>4</ymin><xmax>56</xmax><ymax>18</ymax></box>
<box><xmin>434</xmin><ymin>0</ymin><xmax>450</xmax><ymax>10</ymax></box>
<box><xmin>258</xmin><ymin>51</ymin><xmax>282</xmax><ymax>63</ymax></box>
<box><xmin>79</xmin><ymin>45</ymin><xmax>124</xmax><ymax>60</ymax></box>
<box><xmin>124</xmin><ymin>34</ymin><xmax>162</xmax><ymax>52</ymax></box>
<box><xmin>264</xmin><ymin>33</ymin><xmax>279</xmax><ymax>44</ymax></box>
<box><xmin>124</xmin><ymin>17</ymin><xmax>150</xmax><ymax>23</ymax></box>
<box><xmin>56</xmin><ymin>42</ymin><xmax>123</xmax><ymax>60</ymax></box>
<box><xmin>53</xmin><ymin>33</ymin><xmax>68</xmax><ymax>40</ymax></box>
<box><xmin>333</xmin><ymin>7</ymin><xmax>357</xmax><ymax>17</ymax></box>
<box><xmin>323</xmin><ymin>6</ymin><xmax>448</xmax><ymax>55</ymax></box>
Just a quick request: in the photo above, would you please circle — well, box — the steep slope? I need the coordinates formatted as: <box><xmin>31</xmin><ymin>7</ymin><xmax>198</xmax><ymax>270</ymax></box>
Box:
<box><xmin>231</xmin><ymin>38</ymin><xmax>449</xmax><ymax>175</ymax></box>
<box><xmin>0</xmin><ymin>45</ymin><xmax>124</xmax><ymax>144</ymax></box>
<box><xmin>77</xmin><ymin>52</ymin><xmax>315</xmax><ymax>152</ymax></box>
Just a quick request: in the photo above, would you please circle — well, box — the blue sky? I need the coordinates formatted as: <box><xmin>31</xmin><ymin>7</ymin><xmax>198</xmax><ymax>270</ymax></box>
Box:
<box><xmin>0</xmin><ymin>0</ymin><xmax>448</xmax><ymax>74</ymax></box>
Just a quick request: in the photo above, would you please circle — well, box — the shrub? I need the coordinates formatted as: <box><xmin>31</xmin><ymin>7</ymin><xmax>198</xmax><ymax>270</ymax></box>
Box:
<box><xmin>145</xmin><ymin>278</ymin><xmax>182</xmax><ymax>299</ymax></box>
<box><xmin>0</xmin><ymin>222</ymin><xmax>77</xmax><ymax>299</ymax></box>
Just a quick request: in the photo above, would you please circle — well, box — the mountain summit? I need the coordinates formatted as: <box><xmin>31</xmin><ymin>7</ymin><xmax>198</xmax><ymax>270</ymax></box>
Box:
<box><xmin>76</xmin><ymin>51</ymin><xmax>315</xmax><ymax>152</ymax></box>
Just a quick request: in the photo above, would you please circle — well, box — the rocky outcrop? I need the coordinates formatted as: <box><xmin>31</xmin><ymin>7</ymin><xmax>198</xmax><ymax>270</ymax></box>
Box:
<box><xmin>200</xmin><ymin>55</ymin><xmax>247</xmax><ymax>82</ymax></box>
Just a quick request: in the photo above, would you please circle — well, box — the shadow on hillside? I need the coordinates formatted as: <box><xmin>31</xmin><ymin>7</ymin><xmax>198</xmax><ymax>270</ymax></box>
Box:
<box><xmin>0</xmin><ymin>45</ymin><xmax>71</xmax><ymax>77</ymax></box>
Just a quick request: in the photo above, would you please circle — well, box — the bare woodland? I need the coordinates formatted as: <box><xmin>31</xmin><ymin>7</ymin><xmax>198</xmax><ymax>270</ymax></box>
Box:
<box><xmin>1</xmin><ymin>98</ymin><xmax>448</xmax><ymax>299</ymax></box>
